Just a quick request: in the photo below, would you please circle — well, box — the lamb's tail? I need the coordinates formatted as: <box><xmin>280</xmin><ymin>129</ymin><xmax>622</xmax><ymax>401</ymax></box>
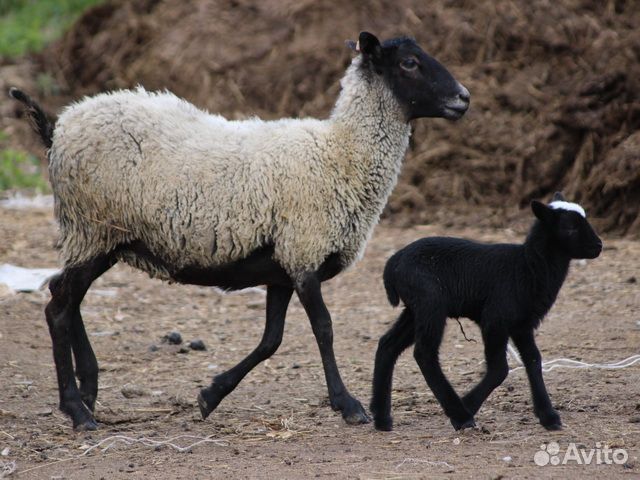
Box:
<box><xmin>8</xmin><ymin>88</ymin><xmax>53</xmax><ymax>149</ymax></box>
<box><xmin>383</xmin><ymin>254</ymin><xmax>400</xmax><ymax>307</ymax></box>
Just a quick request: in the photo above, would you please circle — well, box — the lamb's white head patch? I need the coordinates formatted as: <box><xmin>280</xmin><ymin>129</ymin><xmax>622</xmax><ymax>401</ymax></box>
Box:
<box><xmin>549</xmin><ymin>201</ymin><xmax>586</xmax><ymax>218</ymax></box>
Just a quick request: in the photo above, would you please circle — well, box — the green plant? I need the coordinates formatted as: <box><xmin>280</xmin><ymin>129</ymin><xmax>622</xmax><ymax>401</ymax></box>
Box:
<box><xmin>0</xmin><ymin>0</ymin><xmax>104</xmax><ymax>58</ymax></box>
<box><xmin>0</xmin><ymin>148</ymin><xmax>49</xmax><ymax>191</ymax></box>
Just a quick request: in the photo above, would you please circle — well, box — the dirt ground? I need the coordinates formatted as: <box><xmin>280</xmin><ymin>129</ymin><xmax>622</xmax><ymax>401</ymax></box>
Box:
<box><xmin>0</xmin><ymin>205</ymin><xmax>638</xmax><ymax>479</ymax></box>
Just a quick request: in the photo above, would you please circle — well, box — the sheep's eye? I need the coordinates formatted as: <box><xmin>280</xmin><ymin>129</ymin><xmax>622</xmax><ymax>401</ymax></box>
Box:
<box><xmin>400</xmin><ymin>58</ymin><xmax>418</xmax><ymax>71</ymax></box>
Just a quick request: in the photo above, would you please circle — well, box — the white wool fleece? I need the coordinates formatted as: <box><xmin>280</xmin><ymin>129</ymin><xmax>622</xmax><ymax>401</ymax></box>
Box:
<box><xmin>49</xmin><ymin>57</ymin><xmax>412</xmax><ymax>280</ymax></box>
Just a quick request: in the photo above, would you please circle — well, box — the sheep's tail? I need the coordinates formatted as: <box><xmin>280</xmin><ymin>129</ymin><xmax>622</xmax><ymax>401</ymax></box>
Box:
<box><xmin>383</xmin><ymin>254</ymin><xmax>400</xmax><ymax>307</ymax></box>
<box><xmin>9</xmin><ymin>88</ymin><xmax>53</xmax><ymax>149</ymax></box>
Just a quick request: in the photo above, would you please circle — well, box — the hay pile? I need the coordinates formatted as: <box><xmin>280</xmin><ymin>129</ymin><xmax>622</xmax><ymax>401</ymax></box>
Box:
<box><xmin>40</xmin><ymin>0</ymin><xmax>639</xmax><ymax>234</ymax></box>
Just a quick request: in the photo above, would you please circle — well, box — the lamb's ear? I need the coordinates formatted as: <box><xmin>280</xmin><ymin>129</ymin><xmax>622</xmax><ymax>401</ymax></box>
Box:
<box><xmin>358</xmin><ymin>32</ymin><xmax>382</xmax><ymax>62</ymax></box>
<box><xmin>552</xmin><ymin>191</ymin><xmax>566</xmax><ymax>202</ymax></box>
<box><xmin>531</xmin><ymin>200</ymin><xmax>554</xmax><ymax>223</ymax></box>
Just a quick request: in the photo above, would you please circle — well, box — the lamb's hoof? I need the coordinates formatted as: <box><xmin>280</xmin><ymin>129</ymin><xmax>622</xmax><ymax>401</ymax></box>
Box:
<box><xmin>74</xmin><ymin>417</ymin><xmax>98</xmax><ymax>432</ymax></box>
<box><xmin>538</xmin><ymin>409</ymin><xmax>562</xmax><ymax>431</ymax></box>
<box><xmin>373</xmin><ymin>416</ymin><xmax>393</xmax><ymax>431</ymax></box>
<box><xmin>543</xmin><ymin>422</ymin><xmax>562</xmax><ymax>431</ymax></box>
<box><xmin>339</xmin><ymin>398</ymin><xmax>370</xmax><ymax>425</ymax></box>
<box><xmin>451</xmin><ymin>417</ymin><xmax>476</xmax><ymax>431</ymax></box>
<box><xmin>198</xmin><ymin>384</ymin><xmax>227</xmax><ymax>420</ymax></box>
<box><xmin>62</xmin><ymin>400</ymin><xmax>98</xmax><ymax>431</ymax></box>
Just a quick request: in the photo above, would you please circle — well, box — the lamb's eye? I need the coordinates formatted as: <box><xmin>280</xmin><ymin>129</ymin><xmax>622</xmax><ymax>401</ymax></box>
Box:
<box><xmin>400</xmin><ymin>58</ymin><xmax>418</xmax><ymax>71</ymax></box>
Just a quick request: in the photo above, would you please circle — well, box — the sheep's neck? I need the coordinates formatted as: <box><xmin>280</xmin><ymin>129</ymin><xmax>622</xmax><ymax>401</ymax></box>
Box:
<box><xmin>522</xmin><ymin>222</ymin><xmax>571</xmax><ymax>320</ymax></box>
<box><xmin>330</xmin><ymin>63</ymin><xmax>411</xmax><ymax>206</ymax></box>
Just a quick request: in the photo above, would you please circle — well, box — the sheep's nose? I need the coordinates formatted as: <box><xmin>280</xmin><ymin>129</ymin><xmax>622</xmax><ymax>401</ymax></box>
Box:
<box><xmin>457</xmin><ymin>85</ymin><xmax>470</xmax><ymax>104</ymax></box>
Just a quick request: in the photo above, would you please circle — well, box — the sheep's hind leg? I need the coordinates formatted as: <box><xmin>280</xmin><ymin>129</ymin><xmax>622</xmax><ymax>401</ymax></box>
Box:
<box><xmin>198</xmin><ymin>285</ymin><xmax>293</xmax><ymax>419</ymax></box>
<box><xmin>296</xmin><ymin>274</ymin><xmax>370</xmax><ymax>425</ymax></box>
<box><xmin>511</xmin><ymin>330</ymin><xmax>561</xmax><ymax>430</ymax></box>
<box><xmin>45</xmin><ymin>255</ymin><xmax>115</xmax><ymax>430</ymax></box>
<box><xmin>370</xmin><ymin>308</ymin><xmax>415</xmax><ymax>431</ymax></box>
<box><xmin>413</xmin><ymin>307</ymin><xmax>475</xmax><ymax>430</ymax></box>
<box><xmin>461</xmin><ymin>325</ymin><xmax>508</xmax><ymax>416</ymax></box>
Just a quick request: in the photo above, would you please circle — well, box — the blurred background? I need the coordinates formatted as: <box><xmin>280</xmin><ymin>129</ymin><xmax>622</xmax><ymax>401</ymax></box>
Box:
<box><xmin>1</xmin><ymin>0</ymin><xmax>638</xmax><ymax>236</ymax></box>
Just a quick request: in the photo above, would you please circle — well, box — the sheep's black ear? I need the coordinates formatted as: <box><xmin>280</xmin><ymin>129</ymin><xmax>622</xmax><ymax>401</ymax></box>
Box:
<box><xmin>552</xmin><ymin>191</ymin><xmax>566</xmax><ymax>202</ymax></box>
<box><xmin>531</xmin><ymin>200</ymin><xmax>553</xmax><ymax>223</ymax></box>
<box><xmin>358</xmin><ymin>32</ymin><xmax>382</xmax><ymax>61</ymax></box>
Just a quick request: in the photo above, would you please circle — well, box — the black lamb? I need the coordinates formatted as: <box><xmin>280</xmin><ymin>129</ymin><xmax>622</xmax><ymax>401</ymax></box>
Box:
<box><xmin>370</xmin><ymin>192</ymin><xmax>602</xmax><ymax>431</ymax></box>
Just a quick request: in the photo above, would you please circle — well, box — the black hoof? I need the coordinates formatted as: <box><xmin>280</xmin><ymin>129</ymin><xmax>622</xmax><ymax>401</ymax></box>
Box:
<box><xmin>197</xmin><ymin>391</ymin><xmax>213</xmax><ymax>420</ymax></box>
<box><xmin>336</xmin><ymin>396</ymin><xmax>370</xmax><ymax>425</ymax></box>
<box><xmin>451</xmin><ymin>417</ymin><xmax>476</xmax><ymax>431</ymax></box>
<box><xmin>198</xmin><ymin>384</ymin><xmax>227</xmax><ymax>420</ymax></box>
<box><xmin>62</xmin><ymin>400</ymin><xmax>98</xmax><ymax>431</ymax></box>
<box><xmin>543</xmin><ymin>422</ymin><xmax>562</xmax><ymax>431</ymax></box>
<box><xmin>74</xmin><ymin>417</ymin><xmax>98</xmax><ymax>431</ymax></box>
<box><xmin>538</xmin><ymin>409</ymin><xmax>562</xmax><ymax>431</ymax></box>
<box><xmin>373</xmin><ymin>416</ymin><xmax>393</xmax><ymax>431</ymax></box>
<box><xmin>344</xmin><ymin>409</ymin><xmax>370</xmax><ymax>425</ymax></box>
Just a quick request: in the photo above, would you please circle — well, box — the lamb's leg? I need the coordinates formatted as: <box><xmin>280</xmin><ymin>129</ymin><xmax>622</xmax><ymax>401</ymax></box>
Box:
<box><xmin>45</xmin><ymin>255</ymin><xmax>114</xmax><ymax>430</ymax></box>
<box><xmin>511</xmin><ymin>330</ymin><xmax>561</xmax><ymax>430</ymax></box>
<box><xmin>461</xmin><ymin>326</ymin><xmax>508</xmax><ymax>416</ymax></box>
<box><xmin>370</xmin><ymin>308</ymin><xmax>415</xmax><ymax>431</ymax></box>
<box><xmin>198</xmin><ymin>285</ymin><xmax>293</xmax><ymax>419</ymax></box>
<box><xmin>413</xmin><ymin>309</ymin><xmax>475</xmax><ymax>430</ymax></box>
<box><xmin>296</xmin><ymin>273</ymin><xmax>369</xmax><ymax>425</ymax></box>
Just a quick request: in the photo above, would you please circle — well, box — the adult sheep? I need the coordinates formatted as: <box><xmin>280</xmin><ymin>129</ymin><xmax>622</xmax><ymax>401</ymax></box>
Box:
<box><xmin>11</xmin><ymin>32</ymin><xmax>470</xmax><ymax>431</ymax></box>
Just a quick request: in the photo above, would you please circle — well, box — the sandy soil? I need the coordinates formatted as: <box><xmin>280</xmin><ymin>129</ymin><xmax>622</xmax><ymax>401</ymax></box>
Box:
<box><xmin>0</xmin><ymin>206</ymin><xmax>638</xmax><ymax>479</ymax></box>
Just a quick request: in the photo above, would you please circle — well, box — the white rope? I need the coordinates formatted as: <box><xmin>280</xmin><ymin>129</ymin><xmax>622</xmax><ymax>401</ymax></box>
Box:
<box><xmin>507</xmin><ymin>343</ymin><xmax>640</xmax><ymax>373</ymax></box>
<box><xmin>80</xmin><ymin>434</ymin><xmax>229</xmax><ymax>456</ymax></box>
<box><xmin>0</xmin><ymin>460</ymin><xmax>16</xmax><ymax>478</ymax></box>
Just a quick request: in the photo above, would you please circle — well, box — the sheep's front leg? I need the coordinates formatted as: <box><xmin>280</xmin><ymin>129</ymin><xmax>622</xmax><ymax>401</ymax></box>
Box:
<box><xmin>296</xmin><ymin>274</ymin><xmax>369</xmax><ymax>425</ymax></box>
<box><xmin>198</xmin><ymin>285</ymin><xmax>293</xmax><ymax>419</ymax></box>
<box><xmin>511</xmin><ymin>330</ymin><xmax>561</xmax><ymax>430</ymax></box>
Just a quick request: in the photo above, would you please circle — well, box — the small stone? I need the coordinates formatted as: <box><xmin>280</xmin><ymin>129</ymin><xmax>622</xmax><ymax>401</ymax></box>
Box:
<box><xmin>148</xmin><ymin>344</ymin><xmax>159</xmax><ymax>352</ymax></box>
<box><xmin>162</xmin><ymin>331</ymin><xmax>182</xmax><ymax>345</ymax></box>
<box><xmin>36</xmin><ymin>407</ymin><xmax>53</xmax><ymax>416</ymax></box>
<box><xmin>291</xmin><ymin>363</ymin><xmax>301</xmax><ymax>369</ymax></box>
<box><xmin>121</xmin><ymin>384</ymin><xmax>148</xmax><ymax>398</ymax></box>
<box><xmin>1</xmin><ymin>447</ymin><xmax>9</xmax><ymax>456</ymax></box>
<box><xmin>627</xmin><ymin>276</ymin><xmax>637</xmax><ymax>284</ymax></box>
<box><xmin>178</xmin><ymin>346</ymin><xmax>190</xmax><ymax>354</ymax></box>
<box><xmin>188</xmin><ymin>339</ymin><xmax>206</xmax><ymax>351</ymax></box>
<box><xmin>453</xmin><ymin>437</ymin><xmax>460</xmax><ymax>445</ymax></box>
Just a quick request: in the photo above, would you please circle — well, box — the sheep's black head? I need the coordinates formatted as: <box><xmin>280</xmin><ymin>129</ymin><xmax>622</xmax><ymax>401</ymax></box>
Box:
<box><xmin>347</xmin><ymin>32</ymin><xmax>470</xmax><ymax>121</ymax></box>
<box><xmin>531</xmin><ymin>192</ymin><xmax>603</xmax><ymax>259</ymax></box>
